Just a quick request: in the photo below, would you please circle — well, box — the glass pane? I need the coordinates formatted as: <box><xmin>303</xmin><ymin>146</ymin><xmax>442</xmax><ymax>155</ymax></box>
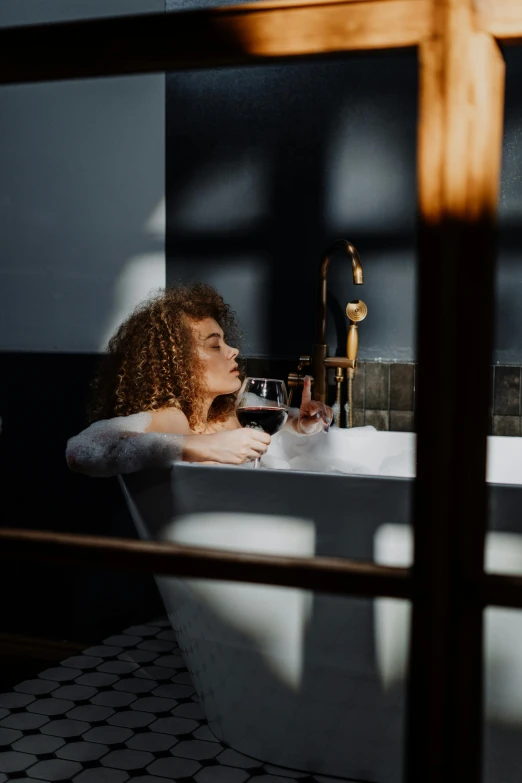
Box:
<box><xmin>0</xmin><ymin>44</ymin><xmax>417</xmax><ymax>781</ymax></box>
<box><xmin>0</xmin><ymin>0</ymin><xmax>164</xmax><ymax>28</ymax></box>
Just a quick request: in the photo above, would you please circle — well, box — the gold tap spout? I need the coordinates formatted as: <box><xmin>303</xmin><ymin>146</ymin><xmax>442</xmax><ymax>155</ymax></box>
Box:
<box><xmin>317</xmin><ymin>239</ymin><xmax>364</xmax><ymax>346</ymax></box>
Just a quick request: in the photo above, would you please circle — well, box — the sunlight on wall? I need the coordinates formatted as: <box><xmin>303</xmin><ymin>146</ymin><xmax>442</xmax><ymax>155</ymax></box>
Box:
<box><xmin>145</xmin><ymin>194</ymin><xmax>166</xmax><ymax>240</ymax></box>
<box><xmin>168</xmin><ymin>153</ymin><xmax>270</xmax><ymax>233</ymax></box>
<box><xmin>325</xmin><ymin>101</ymin><xmax>413</xmax><ymax>234</ymax></box>
<box><xmin>99</xmin><ymin>252</ymin><xmax>165</xmax><ymax>350</ymax></box>
<box><xmin>98</xmin><ymin>196</ymin><xmax>165</xmax><ymax>349</ymax></box>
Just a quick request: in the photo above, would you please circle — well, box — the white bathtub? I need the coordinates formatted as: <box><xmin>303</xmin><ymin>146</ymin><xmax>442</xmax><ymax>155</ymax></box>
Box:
<box><xmin>119</xmin><ymin>428</ymin><xmax>522</xmax><ymax>783</ymax></box>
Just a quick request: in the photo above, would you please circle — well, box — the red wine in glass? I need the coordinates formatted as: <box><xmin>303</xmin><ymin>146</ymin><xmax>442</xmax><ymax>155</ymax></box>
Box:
<box><xmin>236</xmin><ymin>406</ymin><xmax>288</xmax><ymax>435</ymax></box>
<box><xmin>237</xmin><ymin>378</ymin><xmax>289</xmax><ymax>467</ymax></box>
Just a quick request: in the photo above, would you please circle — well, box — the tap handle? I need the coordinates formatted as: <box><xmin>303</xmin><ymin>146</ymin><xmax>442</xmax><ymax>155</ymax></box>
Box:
<box><xmin>288</xmin><ymin>371</ymin><xmax>315</xmax><ymax>389</ymax></box>
<box><xmin>347</xmin><ymin>324</ymin><xmax>359</xmax><ymax>363</ymax></box>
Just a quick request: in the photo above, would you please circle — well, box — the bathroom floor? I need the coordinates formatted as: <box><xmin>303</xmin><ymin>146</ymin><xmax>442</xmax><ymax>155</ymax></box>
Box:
<box><xmin>0</xmin><ymin>617</ymin><xmax>349</xmax><ymax>783</ymax></box>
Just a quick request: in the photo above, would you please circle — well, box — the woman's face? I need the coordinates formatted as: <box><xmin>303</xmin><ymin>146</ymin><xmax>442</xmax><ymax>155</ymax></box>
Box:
<box><xmin>192</xmin><ymin>317</ymin><xmax>241</xmax><ymax>397</ymax></box>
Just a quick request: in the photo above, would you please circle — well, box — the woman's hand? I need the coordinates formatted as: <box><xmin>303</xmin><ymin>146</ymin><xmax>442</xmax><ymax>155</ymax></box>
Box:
<box><xmin>297</xmin><ymin>375</ymin><xmax>333</xmax><ymax>434</ymax></box>
<box><xmin>183</xmin><ymin>427</ymin><xmax>271</xmax><ymax>465</ymax></box>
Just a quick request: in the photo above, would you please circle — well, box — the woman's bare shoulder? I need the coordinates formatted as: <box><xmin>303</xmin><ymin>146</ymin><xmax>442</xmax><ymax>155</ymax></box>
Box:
<box><xmin>146</xmin><ymin>407</ymin><xmax>192</xmax><ymax>435</ymax></box>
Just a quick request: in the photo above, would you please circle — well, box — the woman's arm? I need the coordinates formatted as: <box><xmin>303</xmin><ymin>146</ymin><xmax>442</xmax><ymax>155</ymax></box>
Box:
<box><xmin>65</xmin><ymin>413</ymin><xmax>187</xmax><ymax>477</ymax></box>
<box><xmin>65</xmin><ymin>410</ymin><xmax>270</xmax><ymax>477</ymax></box>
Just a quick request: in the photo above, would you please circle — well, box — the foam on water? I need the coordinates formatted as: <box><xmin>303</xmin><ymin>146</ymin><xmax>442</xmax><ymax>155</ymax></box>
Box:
<box><xmin>378</xmin><ymin>449</ymin><xmax>416</xmax><ymax>478</ymax></box>
<box><xmin>65</xmin><ymin>412</ymin><xmax>186</xmax><ymax>477</ymax></box>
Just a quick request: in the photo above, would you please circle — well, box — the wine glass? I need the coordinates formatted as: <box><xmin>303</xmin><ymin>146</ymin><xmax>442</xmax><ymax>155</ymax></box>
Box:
<box><xmin>236</xmin><ymin>377</ymin><xmax>289</xmax><ymax>468</ymax></box>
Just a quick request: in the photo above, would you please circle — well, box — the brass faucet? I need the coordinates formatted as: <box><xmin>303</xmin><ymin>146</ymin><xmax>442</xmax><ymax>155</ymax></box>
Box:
<box><xmin>288</xmin><ymin>239</ymin><xmax>366</xmax><ymax>421</ymax></box>
<box><xmin>312</xmin><ymin>239</ymin><xmax>364</xmax><ymax>403</ymax></box>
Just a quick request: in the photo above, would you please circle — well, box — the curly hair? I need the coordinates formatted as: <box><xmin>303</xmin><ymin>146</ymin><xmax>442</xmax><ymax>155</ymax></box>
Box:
<box><xmin>88</xmin><ymin>282</ymin><xmax>243</xmax><ymax>430</ymax></box>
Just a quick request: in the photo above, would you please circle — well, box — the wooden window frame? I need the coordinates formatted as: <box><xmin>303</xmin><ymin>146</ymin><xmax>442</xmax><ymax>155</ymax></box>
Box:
<box><xmin>1</xmin><ymin>0</ymin><xmax>522</xmax><ymax>779</ymax></box>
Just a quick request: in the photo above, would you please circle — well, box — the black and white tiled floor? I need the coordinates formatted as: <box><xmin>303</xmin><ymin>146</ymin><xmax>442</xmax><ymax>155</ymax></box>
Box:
<box><xmin>0</xmin><ymin>618</ymin><xmax>346</xmax><ymax>783</ymax></box>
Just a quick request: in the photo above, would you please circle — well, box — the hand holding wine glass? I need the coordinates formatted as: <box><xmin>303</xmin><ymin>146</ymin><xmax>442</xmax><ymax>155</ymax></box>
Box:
<box><xmin>236</xmin><ymin>378</ymin><xmax>289</xmax><ymax>468</ymax></box>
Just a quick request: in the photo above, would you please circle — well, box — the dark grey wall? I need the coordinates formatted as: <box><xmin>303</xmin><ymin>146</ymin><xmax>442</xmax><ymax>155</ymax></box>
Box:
<box><xmin>0</xmin><ymin>0</ymin><xmax>165</xmax><ymax>353</ymax></box>
<box><xmin>496</xmin><ymin>48</ymin><xmax>522</xmax><ymax>364</ymax></box>
<box><xmin>166</xmin><ymin>2</ymin><xmax>522</xmax><ymax>364</ymax></box>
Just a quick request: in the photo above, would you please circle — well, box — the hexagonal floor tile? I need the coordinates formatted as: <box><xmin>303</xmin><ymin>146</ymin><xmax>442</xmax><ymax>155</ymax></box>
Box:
<box><xmin>173</xmin><ymin>702</ymin><xmax>206</xmax><ymax>720</ymax></box>
<box><xmin>150</xmin><ymin>716</ymin><xmax>199</xmax><ymax>736</ymax></box>
<box><xmin>75</xmin><ymin>770</ymin><xmax>129</xmax><ymax>783</ymax></box>
<box><xmin>25</xmin><ymin>758</ymin><xmax>82</xmax><ymax>781</ymax></box>
<box><xmin>61</xmin><ymin>655</ymin><xmax>104</xmax><ymax>670</ymax></box>
<box><xmin>172</xmin><ymin>740</ymin><xmax>222</xmax><ymax>761</ymax></box>
<box><xmin>27</xmin><ymin>698</ymin><xmax>74</xmax><ymax>716</ymax></box>
<box><xmin>83</xmin><ymin>726</ymin><xmax>133</xmax><ymax>745</ymax></box>
<box><xmin>152</xmin><ymin>683</ymin><xmax>195</xmax><ymax>699</ymax></box>
<box><xmin>1</xmin><ymin>712</ymin><xmax>49</xmax><ymax>731</ymax></box>
<box><xmin>0</xmin><ymin>750</ymin><xmax>37</xmax><ymax>773</ymax></box>
<box><xmin>108</xmin><ymin>710</ymin><xmax>155</xmax><ymax>729</ymax></box>
<box><xmin>147</xmin><ymin>756</ymin><xmax>201</xmax><ymax>779</ymax></box>
<box><xmin>154</xmin><ymin>654</ymin><xmax>185</xmax><ymax>668</ymax></box>
<box><xmin>97</xmin><ymin>661</ymin><xmax>139</xmax><ymax>675</ymax></box>
<box><xmin>130</xmin><ymin>697</ymin><xmax>177</xmax><ymax>714</ymax></box>
<box><xmin>134</xmin><ymin>666</ymin><xmax>176</xmax><ymax>681</ymax></box>
<box><xmin>128</xmin><ymin>778</ymin><xmax>170</xmax><ymax>783</ymax></box>
<box><xmin>40</xmin><ymin>718</ymin><xmax>90</xmax><ymax>738</ymax></box>
<box><xmin>52</xmin><ymin>685</ymin><xmax>98</xmax><ymax>701</ymax></box>
<box><xmin>76</xmin><ymin>672</ymin><xmax>119</xmax><ymax>688</ymax></box>
<box><xmin>56</xmin><ymin>740</ymin><xmax>109</xmax><ymax>762</ymax></box>
<box><xmin>118</xmin><ymin>650</ymin><xmax>158</xmax><ymax>664</ymax></box>
<box><xmin>113</xmin><ymin>678</ymin><xmax>157</xmax><ymax>694</ymax></box>
<box><xmin>137</xmin><ymin>640</ymin><xmax>174</xmax><ymax>653</ymax></box>
<box><xmin>83</xmin><ymin>645</ymin><xmax>123</xmax><ymax>658</ymax></box>
<box><xmin>101</xmin><ymin>749</ymin><xmax>154</xmax><ymax>771</ymax></box>
<box><xmin>195</xmin><ymin>766</ymin><xmax>250</xmax><ymax>783</ymax></box>
<box><xmin>38</xmin><ymin>667</ymin><xmax>78</xmax><ymax>682</ymax></box>
<box><xmin>91</xmin><ymin>691</ymin><xmax>136</xmax><ymax>709</ymax></box>
<box><xmin>0</xmin><ymin>727</ymin><xmax>22</xmax><ymax>746</ymax></box>
<box><xmin>15</xmin><ymin>679</ymin><xmax>59</xmax><ymax>696</ymax></box>
<box><xmin>66</xmin><ymin>704</ymin><xmax>114</xmax><ymax>722</ymax></box>
<box><xmin>262</xmin><ymin>777</ymin><xmax>309</xmax><ymax>783</ymax></box>
<box><xmin>126</xmin><ymin>731</ymin><xmax>178</xmax><ymax>752</ymax></box>
<box><xmin>0</xmin><ymin>692</ymin><xmax>35</xmax><ymax>709</ymax></box>
<box><xmin>13</xmin><ymin>735</ymin><xmax>65</xmax><ymax>755</ymax></box>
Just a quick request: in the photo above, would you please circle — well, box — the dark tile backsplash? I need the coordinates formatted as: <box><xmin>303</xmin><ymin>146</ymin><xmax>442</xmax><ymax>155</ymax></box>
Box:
<box><xmin>246</xmin><ymin>359</ymin><xmax>522</xmax><ymax>436</ymax></box>
<box><xmin>494</xmin><ymin>366</ymin><xmax>521</xmax><ymax>416</ymax></box>
<box><xmin>390</xmin><ymin>362</ymin><xmax>415</xmax><ymax>411</ymax></box>
<box><xmin>365</xmin><ymin>363</ymin><xmax>389</xmax><ymax>410</ymax></box>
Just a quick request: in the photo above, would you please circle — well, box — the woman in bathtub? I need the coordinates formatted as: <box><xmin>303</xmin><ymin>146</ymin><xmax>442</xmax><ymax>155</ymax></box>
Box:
<box><xmin>66</xmin><ymin>282</ymin><xmax>332</xmax><ymax>477</ymax></box>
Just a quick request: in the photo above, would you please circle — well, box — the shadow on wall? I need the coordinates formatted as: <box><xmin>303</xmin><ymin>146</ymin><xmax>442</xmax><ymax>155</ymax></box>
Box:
<box><xmin>165</xmin><ymin>48</ymin><xmax>419</xmax><ymax>362</ymax></box>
